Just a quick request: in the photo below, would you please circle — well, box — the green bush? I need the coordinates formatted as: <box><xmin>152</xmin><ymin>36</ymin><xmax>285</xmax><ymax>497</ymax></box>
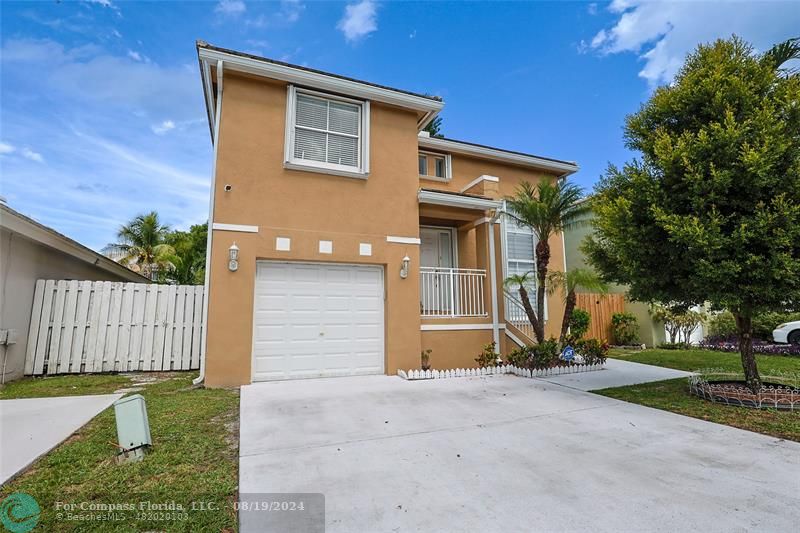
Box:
<box><xmin>706</xmin><ymin>311</ymin><xmax>737</xmax><ymax>338</ymax></box>
<box><xmin>705</xmin><ymin>310</ymin><xmax>800</xmax><ymax>341</ymax></box>
<box><xmin>574</xmin><ymin>338</ymin><xmax>609</xmax><ymax>365</ymax></box>
<box><xmin>530</xmin><ymin>339</ymin><xmax>560</xmax><ymax>369</ymax></box>
<box><xmin>568</xmin><ymin>309</ymin><xmax>591</xmax><ymax>339</ymax></box>
<box><xmin>475</xmin><ymin>342</ymin><xmax>500</xmax><ymax>368</ymax></box>
<box><xmin>657</xmin><ymin>342</ymin><xmax>691</xmax><ymax>350</ymax></box>
<box><xmin>506</xmin><ymin>346</ymin><xmax>531</xmax><ymax>367</ymax></box>
<box><xmin>611</xmin><ymin>312</ymin><xmax>639</xmax><ymax>345</ymax></box>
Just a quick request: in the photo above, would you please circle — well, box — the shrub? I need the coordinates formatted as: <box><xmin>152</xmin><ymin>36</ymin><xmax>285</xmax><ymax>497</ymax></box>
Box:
<box><xmin>657</xmin><ymin>342</ymin><xmax>691</xmax><ymax>350</ymax></box>
<box><xmin>611</xmin><ymin>312</ymin><xmax>639</xmax><ymax>345</ymax></box>
<box><xmin>475</xmin><ymin>342</ymin><xmax>500</xmax><ymax>368</ymax></box>
<box><xmin>706</xmin><ymin>311</ymin><xmax>737</xmax><ymax>338</ymax></box>
<box><xmin>753</xmin><ymin>311</ymin><xmax>800</xmax><ymax>341</ymax></box>
<box><xmin>574</xmin><ymin>338</ymin><xmax>609</xmax><ymax>365</ymax></box>
<box><xmin>421</xmin><ymin>349</ymin><xmax>432</xmax><ymax>371</ymax></box>
<box><xmin>568</xmin><ymin>309</ymin><xmax>591</xmax><ymax>339</ymax></box>
<box><xmin>506</xmin><ymin>346</ymin><xmax>531</xmax><ymax>367</ymax></box>
<box><xmin>529</xmin><ymin>339</ymin><xmax>560</xmax><ymax>369</ymax></box>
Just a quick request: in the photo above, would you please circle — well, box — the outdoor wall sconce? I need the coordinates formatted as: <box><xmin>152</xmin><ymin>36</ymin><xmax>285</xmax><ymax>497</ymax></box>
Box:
<box><xmin>400</xmin><ymin>255</ymin><xmax>410</xmax><ymax>279</ymax></box>
<box><xmin>228</xmin><ymin>242</ymin><xmax>239</xmax><ymax>272</ymax></box>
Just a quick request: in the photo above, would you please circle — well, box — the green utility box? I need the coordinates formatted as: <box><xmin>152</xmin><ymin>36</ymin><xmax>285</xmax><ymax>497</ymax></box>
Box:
<box><xmin>113</xmin><ymin>394</ymin><xmax>152</xmax><ymax>451</ymax></box>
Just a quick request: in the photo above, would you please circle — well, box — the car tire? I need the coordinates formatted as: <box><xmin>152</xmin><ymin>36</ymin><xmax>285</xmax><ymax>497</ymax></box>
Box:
<box><xmin>789</xmin><ymin>330</ymin><xmax>800</xmax><ymax>345</ymax></box>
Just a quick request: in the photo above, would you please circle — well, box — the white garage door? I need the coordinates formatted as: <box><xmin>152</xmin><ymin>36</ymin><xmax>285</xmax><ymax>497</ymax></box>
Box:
<box><xmin>252</xmin><ymin>261</ymin><xmax>385</xmax><ymax>381</ymax></box>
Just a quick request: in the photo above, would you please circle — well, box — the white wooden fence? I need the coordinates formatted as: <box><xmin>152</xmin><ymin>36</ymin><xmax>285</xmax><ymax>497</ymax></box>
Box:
<box><xmin>24</xmin><ymin>280</ymin><xmax>204</xmax><ymax>375</ymax></box>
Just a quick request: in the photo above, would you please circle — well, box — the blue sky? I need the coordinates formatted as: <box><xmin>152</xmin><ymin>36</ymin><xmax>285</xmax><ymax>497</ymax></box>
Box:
<box><xmin>2</xmin><ymin>0</ymin><xmax>799</xmax><ymax>251</ymax></box>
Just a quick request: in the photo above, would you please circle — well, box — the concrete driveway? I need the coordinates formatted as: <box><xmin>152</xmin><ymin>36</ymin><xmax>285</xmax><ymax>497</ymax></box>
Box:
<box><xmin>240</xmin><ymin>373</ymin><xmax>799</xmax><ymax>532</ymax></box>
<box><xmin>0</xmin><ymin>394</ymin><xmax>121</xmax><ymax>484</ymax></box>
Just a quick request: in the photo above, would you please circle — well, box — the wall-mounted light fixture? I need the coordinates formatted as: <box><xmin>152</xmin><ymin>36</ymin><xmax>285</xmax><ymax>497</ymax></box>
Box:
<box><xmin>228</xmin><ymin>242</ymin><xmax>239</xmax><ymax>272</ymax></box>
<box><xmin>400</xmin><ymin>255</ymin><xmax>410</xmax><ymax>279</ymax></box>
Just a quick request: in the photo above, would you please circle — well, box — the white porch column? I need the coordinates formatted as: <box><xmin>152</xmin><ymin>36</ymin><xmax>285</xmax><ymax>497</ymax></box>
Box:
<box><xmin>487</xmin><ymin>213</ymin><xmax>500</xmax><ymax>347</ymax></box>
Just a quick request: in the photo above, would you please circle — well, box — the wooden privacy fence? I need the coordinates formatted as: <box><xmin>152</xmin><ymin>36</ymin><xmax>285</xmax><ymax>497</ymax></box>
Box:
<box><xmin>575</xmin><ymin>292</ymin><xmax>626</xmax><ymax>342</ymax></box>
<box><xmin>25</xmin><ymin>280</ymin><xmax>204</xmax><ymax>375</ymax></box>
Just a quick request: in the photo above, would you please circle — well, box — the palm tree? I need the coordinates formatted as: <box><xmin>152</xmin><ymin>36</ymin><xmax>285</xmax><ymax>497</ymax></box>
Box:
<box><xmin>506</xmin><ymin>180</ymin><xmax>589</xmax><ymax>342</ymax></box>
<box><xmin>503</xmin><ymin>272</ymin><xmax>539</xmax><ymax>336</ymax></box>
<box><xmin>761</xmin><ymin>36</ymin><xmax>800</xmax><ymax>76</ymax></box>
<box><xmin>547</xmin><ymin>268</ymin><xmax>608</xmax><ymax>346</ymax></box>
<box><xmin>110</xmin><ymin>212</ymin><xmax>175</xmax><ymax>280</ymax></box>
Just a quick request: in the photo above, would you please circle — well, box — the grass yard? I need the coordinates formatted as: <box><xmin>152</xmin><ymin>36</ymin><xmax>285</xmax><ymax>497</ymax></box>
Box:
<box><xmin>0</xmin><ymin>373</ymin><xmax>239</xmax><ymax>532</ymax></box>
<box><xmin>597</xmin><ymin>348</ymin><xmax>800</xmax><ymax>442</ymax></box>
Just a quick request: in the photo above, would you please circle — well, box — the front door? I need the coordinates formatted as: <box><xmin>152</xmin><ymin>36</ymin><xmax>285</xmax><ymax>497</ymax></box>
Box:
<box><xmin>420</xmin><ymin>227</ymin><xmax>455</xmax><ymax>315</ymax></box>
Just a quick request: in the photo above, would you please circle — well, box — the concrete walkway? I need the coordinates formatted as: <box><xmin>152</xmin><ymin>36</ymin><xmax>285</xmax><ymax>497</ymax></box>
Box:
<box><xmin>239</xmin><ymin>373</ymin><xmax>799</xmax><ymax>532</ymax></box>
<box><xmin>0</xmin><ymin>394</ymin><xmax>121</xmax><ymax>484</ymax></box>
<box><xmin>537</xmin><ymin>358</ymin><xmax>693</xmax><ymax>391</ymax></box>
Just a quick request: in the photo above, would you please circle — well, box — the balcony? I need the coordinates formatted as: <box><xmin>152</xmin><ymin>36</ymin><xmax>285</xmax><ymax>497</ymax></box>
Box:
<box><xmin>420</xmin><ymin>267</ymin><xmax>487</xmax><ymax>318</ymax></box>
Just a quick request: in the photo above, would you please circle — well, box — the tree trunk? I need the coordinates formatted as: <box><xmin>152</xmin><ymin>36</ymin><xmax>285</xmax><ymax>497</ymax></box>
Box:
<box><xmin>733</xmin><ymin>312</ymin><xmax>761</xmax><ymax>393</ymax></box>
<box><xmin>534</xmin><ymin>240</ymin><xmax>551</xmax><ymax>343</ymax></box>
<box><xmin>517</xmin><ymin>284</ymin><xmax>541</xmax><ymax>342</ymax></box>
<box><xmin>559</xmin><ymin>290</ymin><xmax>577</xmax><ymax>346</ymax></box>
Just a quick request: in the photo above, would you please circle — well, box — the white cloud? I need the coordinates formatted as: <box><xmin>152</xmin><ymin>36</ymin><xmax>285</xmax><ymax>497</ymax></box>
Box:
<box><xmin>21</xmin><ymin>147</ymin><xmax>44</xmax><ymax>163</ymax></box>
<box><xmin>112</xmin><ymin>29</ymin><xmax>122</xmax><ymax>38</ymax></box>
<box><xmin>127</xmin><ymin>50</ymin><xmax>144</xmax><ymax>62</ymax></box>
<box><xmin>338</xmin><ymin>0</ymin><xmax>378</xmax><ymax>43</ymax></box>
<box><xmin>279</xmin><ymin>0</ymin><xmax>304</xmax><ymax>23</ymax></box>
<box><xmin>409</xmin><ymin>30</ymin><xmax>417</xmax><ymax>39</ymax></box>
<box><xmin>152</xmin><ymin>120</ymin><xmax>176</xmax><ymax>135</ymax></box>
<box><xmin>215</xmin><ymin>0</ymin><xmax>246</xmax><ymax>16</ymax></box>
<box><xmin>0</xmin><ymin>142</ymin><xmax>15</xmax><ymax>155</ymax></box>
<box><xmin>589</xmin><ymin>1</ymin><xmax>800</xmax><ymax>86</ymax></box>
<box><xmin>587</xmin><ymin>3</ymin><xmax>598</xmax><ymax>16</ymax></box>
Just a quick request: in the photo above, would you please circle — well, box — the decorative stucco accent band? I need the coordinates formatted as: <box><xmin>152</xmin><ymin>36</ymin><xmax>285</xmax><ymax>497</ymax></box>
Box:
<box><xmin>212</xmin><ymin>223</ymin><xmax>259</xmax><ymax>233</ymax></box>
<box><xmin>386</xmin><ymin>236</ymin><xmax>421</xmax><ymax>245</ymax></box>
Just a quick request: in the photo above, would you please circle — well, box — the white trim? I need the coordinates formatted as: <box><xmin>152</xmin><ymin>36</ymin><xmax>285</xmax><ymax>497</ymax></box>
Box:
<box><xmin>419</xmin><ymin>135</ymin><xmax>578</xmax><ymax>175</ymax></box>
<box><xmin>488</xmin><ymin>212</ymin><xmax>501</xmax><ymax>347</ymax></box>
<box><xmin>421</xmin><ymin>323</ymin><xmax>507</xmax><ymax>331</ymax></box>
<box><xmin>198</xmin><ymin>47</ymin><xmax>443</xmax><ymax>118</ymax></box>
<box><xmin>418</xmin><ymin>189</ymin><xmax>502</xmax><ymax>210</ymax></box>
<box><xmin>276</xmin><ymin>237</ymin><xmax>291</xmax><ymax>251</ymax></box>
<box><xmin>460</xmin><ymin>174</ymin><xmax>499</xmax><ymax>193</ymax></box>
<box><xmin>211</xmin><ymin>223</ymin><xmax>259</xmax><ymax>233</ymax></box>
<box><xmin>359</xmin><ymin>243</ymin><xmax>372</xmax><ymax>256</ymax></box>
<box><xmin>196</xmin><ymin>59</ymin><xmax>225</xmax><ymax>386</ymax></box>
<box><xmin>283</xmin><ymin>85</ymin><xmax>370</xmax><ymax>178</ymax></box>
<box><xmin>386</xmin><ymin>236</ymin><xmax>421</xmax><ymax>245</ymax></box>
<box><xmin>319</xmin><ymin>240</ymin><xmax>333</xmax><ymax>254</ymax></box>
<box><xmin>505</xmin><ymin>329</ymin><xmax>527</xmax><ymax>348</ymax></box>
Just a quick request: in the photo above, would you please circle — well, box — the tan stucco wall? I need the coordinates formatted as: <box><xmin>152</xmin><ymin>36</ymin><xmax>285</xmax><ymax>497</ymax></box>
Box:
<box><xmin>0</xmin><ymin>229</ymin><xmax>136</xmax><ymax>383</ymax></box>
<box><xmin>205</xmin><ymin>72</ymin><xmax>568</xmax><ymax>385</ymax></box>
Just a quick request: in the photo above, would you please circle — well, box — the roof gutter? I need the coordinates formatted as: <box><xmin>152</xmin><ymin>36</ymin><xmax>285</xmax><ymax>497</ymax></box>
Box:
<box><xmin>194</xmin><ymin>59</ymin><xmax>224</xmax><ymax>387</ymax></box>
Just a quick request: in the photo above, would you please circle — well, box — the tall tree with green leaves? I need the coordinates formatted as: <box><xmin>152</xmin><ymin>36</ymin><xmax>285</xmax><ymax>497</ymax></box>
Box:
<box><xmin>506</xmin><ymin>180</ymin><xmax>588</xmax><ymax>342</ymax></box>
<box><xmin>584</xmin><ymin>36</ymin><xmax>800</xmax><ymax>391</ymax></box>
<box><xmin>162</xmin><ymin>223</ymin><xmax>208</xmax><ymax>285</ymax></box>
<box><xmin>110</xmin><ymin>211</ymin><xmax>175</xmax><ymax>280</ymax></box>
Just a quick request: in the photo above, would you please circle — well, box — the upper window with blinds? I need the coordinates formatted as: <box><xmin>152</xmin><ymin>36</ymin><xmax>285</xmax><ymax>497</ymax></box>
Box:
<box><xmin>284</xmin><ymin>86</ymin><xmax>370</xmax><ymax>177</ymax></box>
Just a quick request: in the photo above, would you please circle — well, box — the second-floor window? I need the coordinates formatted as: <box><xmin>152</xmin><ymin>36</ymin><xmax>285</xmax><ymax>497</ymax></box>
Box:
<box><xmin>418</xmin><ymin>151</ymin><xmax>451</xmax><ymax>181</ymax></box>
<box><xmin>285</xmin><ymin>86</ymin><xmax>370</xmax><ymax>177</ymax></box>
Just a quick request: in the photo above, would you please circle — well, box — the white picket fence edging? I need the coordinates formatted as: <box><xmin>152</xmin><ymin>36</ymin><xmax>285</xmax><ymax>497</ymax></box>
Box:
<box><xmin>398</xmin><ymin>362</ymin><xmax>605</xmax><ymax>381</ymax></box>
<box><xmin>25</xmin><ymin>280</ymin><xmax>204</xmax><ymax>375</ymax></box>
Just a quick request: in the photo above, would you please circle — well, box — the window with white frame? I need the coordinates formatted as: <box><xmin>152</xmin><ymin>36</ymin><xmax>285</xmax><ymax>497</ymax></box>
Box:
<box><xmin>418</xmin><ymin>151</ymin><xmax>451</xmax><ymax>181</ymax></box>
<box><xmin>504</xmin><ymin>208</ymin><xmax>538</xmax><ymax>311</ymax></box>
<box><xmin>285</xmin><ymin>86</ymin><xmax>370</xmax><ymax>176</ymax></box>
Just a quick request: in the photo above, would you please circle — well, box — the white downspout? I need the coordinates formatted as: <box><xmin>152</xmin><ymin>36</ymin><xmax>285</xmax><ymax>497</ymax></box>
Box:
<box><xmin>488</xmin><ymin>210</ymin><xmax>501</xmax><ymax>348</ymax></box>
<box><xmin>194</xmin><ymin>59</ymin><xmax>224</xmax><ymax>386</ymax></box>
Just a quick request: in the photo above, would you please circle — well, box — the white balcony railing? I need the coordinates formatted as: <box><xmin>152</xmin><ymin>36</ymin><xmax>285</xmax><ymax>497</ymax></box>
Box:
<box><xmin>420</xmin><ymin>267</ymin><xmax>487</xmax><ymax>318</ymax></box>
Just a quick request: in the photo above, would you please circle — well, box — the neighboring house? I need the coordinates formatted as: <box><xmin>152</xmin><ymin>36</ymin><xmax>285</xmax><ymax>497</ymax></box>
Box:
<box><xmin>563</xmin><ymin>205</ymin><xmax>666</xmax><ymax>347</ymax></box>
<box><xmin>196</xmin><ymin>42</ymin><xmax>578</xmax><ymax>386</ymax></box>
<box><xmin>0</xmin><ymin>202</ymin><xmax>148</xmax><ymax>383</ymax></box>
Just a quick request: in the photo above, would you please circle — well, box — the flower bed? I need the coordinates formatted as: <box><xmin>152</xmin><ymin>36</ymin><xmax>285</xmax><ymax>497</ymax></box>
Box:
<box><xmin>698</xmin><ymin>340</ymin><xmax>800</xmax><ymax>356</ymax></box>
<box><xmin>398</xmin><ymin>362</ymin><xmax>605</xmax><ymax>381</ymax></box>
<box><xmin>689</xmin><ymin>375</ymin><xmax>800</xmax><ymax>411</ymax></box>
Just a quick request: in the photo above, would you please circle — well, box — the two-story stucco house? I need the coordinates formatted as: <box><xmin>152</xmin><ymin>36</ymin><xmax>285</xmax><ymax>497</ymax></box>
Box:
<box><xmin>195</xmin><ymin>41</ymin><xmax>578</xmax><ymax>387</ymax></box>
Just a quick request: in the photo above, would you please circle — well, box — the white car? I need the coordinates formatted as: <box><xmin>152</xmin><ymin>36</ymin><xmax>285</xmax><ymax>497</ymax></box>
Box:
<box><xmin>772</xmin><ymin>321</ymin><xmax>800</xmax><ymax>344</ymax></box>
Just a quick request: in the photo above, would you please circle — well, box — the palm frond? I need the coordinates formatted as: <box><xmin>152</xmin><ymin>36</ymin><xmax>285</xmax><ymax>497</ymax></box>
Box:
<box><xmin>762</xmin><ymin>36</ymin><xmax>800</xmax><ymax>75</ymax></box>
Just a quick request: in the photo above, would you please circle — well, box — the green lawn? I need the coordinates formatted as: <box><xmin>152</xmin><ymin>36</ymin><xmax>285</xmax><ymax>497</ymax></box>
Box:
<box><xmin>597</xmin><ymin>349</ymin><xmax>800</xmax><ymax>442</ymax></box>
<box><xmin>0</xmin><ymin>373</ymin><xmax>239</xmax><ymax>532</ymax></box>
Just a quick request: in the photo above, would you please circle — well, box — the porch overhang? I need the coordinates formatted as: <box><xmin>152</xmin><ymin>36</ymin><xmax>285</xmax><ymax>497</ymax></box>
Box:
<box><xmin>418</xmin><ymin>189</ymin><xmax>503</xmax><ymax>211</ymax></box>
